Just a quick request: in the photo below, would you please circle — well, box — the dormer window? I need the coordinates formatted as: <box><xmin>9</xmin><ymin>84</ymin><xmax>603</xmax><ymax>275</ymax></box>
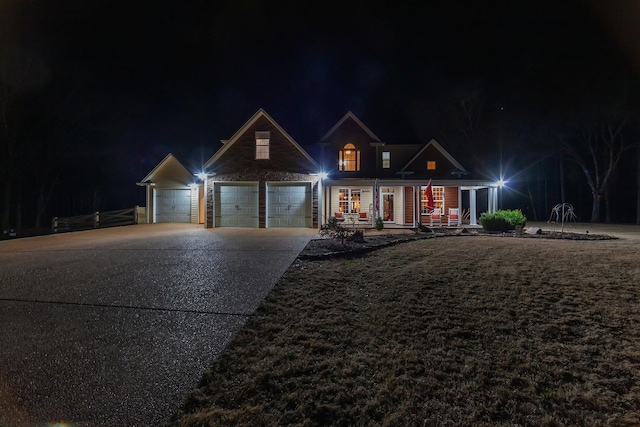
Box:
<box><xmin>256</xmin><ymin>131</ymin><xmax>270</xmax><ymax>159</ymax></box>
<box><xmin>382</xmin><ymin>151</ymin><xmax>390</xmax><ymax>168</ymax></box>
<box><xmin>339</xmin><ymin>143</ymin><xmax>360</xmax><ymax>171</ymax></box>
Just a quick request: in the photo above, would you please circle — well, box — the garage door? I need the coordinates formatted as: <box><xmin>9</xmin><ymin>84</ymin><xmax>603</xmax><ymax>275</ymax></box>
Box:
<box><xmin>267</xmin><ymin>184</ymin><xmax>311</xmax><ymax>227</ymax></box>
<box><xmin>215</xmin><ymin>184</ymin><xmax>259</xmax><ymax>227</ymax></box>
<box><xmin>155</xmin><ymin>189</ymin><xmax>191</xmax><ymax>223</ymax></box>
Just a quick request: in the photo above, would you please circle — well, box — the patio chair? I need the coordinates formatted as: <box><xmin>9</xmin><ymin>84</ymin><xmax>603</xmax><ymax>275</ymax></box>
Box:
<box><xmin>430</xmin><ymin>208</ymin><xmax>442</xmax><ymax>227</ymax></box>
<box><xmin>448</xmin><ymin>208</ymin><xmax>460</xmax><ymax>226</ymax></box>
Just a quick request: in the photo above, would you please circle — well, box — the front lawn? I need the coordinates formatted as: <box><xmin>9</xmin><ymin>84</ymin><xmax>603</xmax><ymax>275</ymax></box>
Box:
<box><xmin>170</xmin><ymin>235</ymin><xmax>640</xmax><ymax>426</ymax></box>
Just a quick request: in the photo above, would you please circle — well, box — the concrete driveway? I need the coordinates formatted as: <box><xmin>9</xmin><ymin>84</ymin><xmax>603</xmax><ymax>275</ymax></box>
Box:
<box><xmin>0</xmin><ymin>224</ymin><xmax>316</xmax><ymax>426</ymax></box>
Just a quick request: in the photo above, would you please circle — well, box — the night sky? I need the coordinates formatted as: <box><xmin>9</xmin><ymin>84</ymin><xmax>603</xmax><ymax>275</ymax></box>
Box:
<box><xmin>1</xmin><ymin>1</ymin><xmax>639</xmax><ymax>225</ymax></box>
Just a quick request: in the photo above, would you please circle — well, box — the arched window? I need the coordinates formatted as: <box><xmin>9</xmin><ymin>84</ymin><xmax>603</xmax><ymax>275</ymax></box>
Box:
<box><xmin>339</xmin><ymin>143</ymin><xmax>360</xmax><ymax>171</ymax></box>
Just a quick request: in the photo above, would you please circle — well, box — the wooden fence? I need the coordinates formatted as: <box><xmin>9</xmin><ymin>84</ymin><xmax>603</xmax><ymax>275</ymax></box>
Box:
<box><xmin>52</xmin><ymin>206</ymin><xmax>145</xmax><ymax>233</ymax></box>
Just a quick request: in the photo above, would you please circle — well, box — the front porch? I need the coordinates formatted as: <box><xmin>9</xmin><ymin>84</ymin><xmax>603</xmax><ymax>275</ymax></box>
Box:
<box><xmin>320</xmin><ymin>179</ymin><xmax>501</xmax><ymax>229</ymax></box>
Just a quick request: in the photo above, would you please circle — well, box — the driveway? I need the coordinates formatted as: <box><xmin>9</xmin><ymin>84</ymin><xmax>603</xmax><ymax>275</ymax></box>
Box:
<box><xmin>0</xmin><ymin>224</ymin><xmax>316</xmax><ymax>426</ymax></box>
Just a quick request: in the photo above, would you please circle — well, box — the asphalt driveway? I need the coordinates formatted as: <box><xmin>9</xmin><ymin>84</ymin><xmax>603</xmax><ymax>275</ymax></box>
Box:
<box><xmin>0</xmin><ymin>224</ymin><xmax>316</xmax><ymax>426</ymax></box>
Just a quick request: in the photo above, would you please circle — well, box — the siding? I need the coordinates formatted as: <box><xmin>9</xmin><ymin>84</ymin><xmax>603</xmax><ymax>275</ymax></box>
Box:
<box><xmin>404</xmin><ymin>186</ymin><xmax>414</xmax><ymax>225</ymax></box>
<box><xmin>213</xmin><ymin>116</ymin><xmax>317</xmax><ymax>175</ymax></box>
<box><xmin>444</xmin><ymin>186</ymin><xmax>459</xmax><ymax>215</ymax></box>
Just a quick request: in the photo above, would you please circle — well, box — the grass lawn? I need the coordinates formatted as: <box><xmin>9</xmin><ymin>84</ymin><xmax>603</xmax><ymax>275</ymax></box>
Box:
<box><xmin>170</xmin><ymin>234</ymin><xmax>640</xmax><ymax>426</ymax></box>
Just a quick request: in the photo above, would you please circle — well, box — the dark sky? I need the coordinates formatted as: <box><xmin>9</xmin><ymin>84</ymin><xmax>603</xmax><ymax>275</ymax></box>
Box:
<box><xmin>2</xmin><ymin>0</ymin><xmax>639</xmax><ymax>215</ymax></box>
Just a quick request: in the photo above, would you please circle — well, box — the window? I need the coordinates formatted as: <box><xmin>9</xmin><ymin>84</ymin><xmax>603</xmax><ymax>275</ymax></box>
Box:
<box><xmin>427</xmin><ymin>161</ymin><xmax>437</xmax><ymax>170</ymax></box>
<box><xmin>338</xmin><ymin>188</ymin><xmax>361</xmax><ymax>213</ymax></box>
<box><xmin>339</xmin><ymin>143</ymin><xmax>360</xmax><ymax>171</ymax></box>
<box><xmin>382</xmin><ymin>151</ymin><xmax>390</xmax><ymax>168</ymax></box>
<box><xmin>421</xmin><ymin>185</ymin><xmax>444</xmax><ymax>214</ymax></box>
<box><xmin>256</xmin><ymin>131</ymin><xmax>270</xmax><ymax>159</ymax></box>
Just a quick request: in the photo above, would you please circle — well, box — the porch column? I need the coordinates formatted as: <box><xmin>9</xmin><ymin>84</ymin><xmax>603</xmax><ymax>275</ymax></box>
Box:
<box><xmin>202</xmin><ymin>177</ymin><xmax>208</xmax><ymax>228</ymax></box>
<box><xmin>469</xmin><ymin>189</ymin><xmax>478</xmax><ymax>226</ymax></box>
<box><xmin>317</xmin><ymin>179</ymin><xmax>323</xmax><ymax>229</ymax></box>
<box><xmin>489</xmin><ymin>187</ymin><xmax>498</xmax><ymax>213</ymax></box>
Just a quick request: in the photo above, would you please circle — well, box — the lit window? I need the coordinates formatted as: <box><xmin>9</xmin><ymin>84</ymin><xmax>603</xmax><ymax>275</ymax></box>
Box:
<box><xmin>338</xmin><ymin>188</ymin><xmax>361</xmax><ymax>213</ymax></box>
<box><xmin>382</xmin><ymin>151</ymin><xmax>390</xmax><ymax>168</ymax></box>
<box><xmin>339</xmin><ymin>143</ymin><xmax>360</xmax><ymax>171</ymax></box>
<box><xmin>427</xmin><ymin>161</ymin><xmax>436</xmax><ymax>170</ymax></box>
<box><xmin>421</xmin><ymin>185</ymin><xmax>444</xmax><ymax>214</ymax></box>
<box><xmin>256</xmin><ymin>131</ymin><xmax>270</xmax><ymax>159</ymax></box>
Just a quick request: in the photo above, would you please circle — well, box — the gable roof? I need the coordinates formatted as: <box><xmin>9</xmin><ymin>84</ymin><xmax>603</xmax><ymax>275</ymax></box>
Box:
<box><xmin>400</xmin><ymin>139</ymin><xmax>468</xmax><ymax>173</ymax></box>
<box><xmin>204</xmin><ymin>108</ymin><xmax>319</xmax><ymax>169</ymax></box>
<box><xmin>138</xmin><ymin>153</ymin><xmax>193</xmax><ymax>184</ymax></box>
<box><xmin>319</xmin><ymin>111</ymin><xmax>381</xmax><ymax>143</ymax></box>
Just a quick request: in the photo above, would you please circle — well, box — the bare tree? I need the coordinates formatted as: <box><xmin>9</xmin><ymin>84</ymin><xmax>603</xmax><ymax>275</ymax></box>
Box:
<box><xmin>444</xmin><ymin>81</ymin><xmax>487</xmax><ymax>155</ymax></box>
<box><xmin>562</xmin><ymin>107</ymin><xmax>634</xmax><ymax>223</ymax></box>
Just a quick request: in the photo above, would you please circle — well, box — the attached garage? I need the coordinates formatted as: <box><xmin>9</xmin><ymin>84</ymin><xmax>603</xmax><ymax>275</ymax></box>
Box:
<box><xmin>267</xmin><ymin>183</ymin><xmax>311</xmax><ymax>227</ymax></box>
<box><xmin>155</xmin><ymin>189</ymin><xmax>192</xmax><ymax>223</ymax></box>
<box><xmin>215</xmin><ymin>183</ymin><xmax>259</xmax><ymax>227</ymax></box>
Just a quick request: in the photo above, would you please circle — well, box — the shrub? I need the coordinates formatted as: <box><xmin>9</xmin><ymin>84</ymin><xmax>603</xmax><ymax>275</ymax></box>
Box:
<box><xmin>479</xmin><ymin>209</ymin><xmax>527</xmax><ymax>232</ymax></box>
<box><xmin>321</xmin><ymin>216</ymin><xmax>354</xmax><ymax>245</ymax></box>
<box><xmin>375</xmin><ymin>216</ymin><xmax>384</xmax><ymax>231</ymax></box>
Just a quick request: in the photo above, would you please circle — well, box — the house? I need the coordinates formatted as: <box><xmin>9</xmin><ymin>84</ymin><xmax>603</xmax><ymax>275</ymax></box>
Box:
<box><xmin>138</xmin><ymin>109</ymin><xmax>501</xmax><ymax>228</ymax></box>
<box><xmin>318</xmin><ymin>112</ymin><xmax>500</xmax><ymax>228</ymax></box>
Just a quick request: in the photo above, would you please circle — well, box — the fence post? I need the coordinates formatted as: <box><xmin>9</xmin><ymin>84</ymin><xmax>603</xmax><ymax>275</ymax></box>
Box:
<box><xmin>134</xmin><ymin>205</ymin><xmax>139</xmax><ymax>224</ymax></box>
<box><xmin>93</xmin><ymin>212</ymin><xmax>99</xmax><ymax>228</ymax></box>
<box><xmin>52</xmin><ymin>217</ymin><xmax>58</xmax><ymax>233</ymax></box>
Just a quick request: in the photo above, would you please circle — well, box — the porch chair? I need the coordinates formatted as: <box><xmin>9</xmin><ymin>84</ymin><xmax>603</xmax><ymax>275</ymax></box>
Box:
<box><xmin>430</xmin><ymin>208</ymin><xmax>442</xmax><ymax>227</ymax></box>
<box><xmin>448</xmin><ymin>208</ymin><xmax>460</xmax><ymax>226</ymax></box>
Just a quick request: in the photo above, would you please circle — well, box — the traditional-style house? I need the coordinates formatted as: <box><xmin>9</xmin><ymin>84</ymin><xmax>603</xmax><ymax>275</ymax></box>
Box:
<box><xmin>317</xmin><ymin>112</ymin><xmax>500</xmax><ymax>228</ymax></box>
<box><xmin>138</xmin><ymin>109</ymin><xmax>501</xmax><ymax>228</ymax></box>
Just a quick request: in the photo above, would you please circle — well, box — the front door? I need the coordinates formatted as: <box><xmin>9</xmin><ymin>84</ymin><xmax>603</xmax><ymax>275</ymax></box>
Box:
<box><xmin>382</xmin><ymin>187</ymin><xmax>394</xmax><ymax>222</ymax></box>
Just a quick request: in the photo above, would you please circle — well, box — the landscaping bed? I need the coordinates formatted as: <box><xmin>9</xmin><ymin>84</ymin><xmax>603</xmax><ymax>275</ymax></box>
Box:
<box><xmin>299</xmin><ymin>227</ymin><xmax>615</xmax><ymax>259</ymax></box>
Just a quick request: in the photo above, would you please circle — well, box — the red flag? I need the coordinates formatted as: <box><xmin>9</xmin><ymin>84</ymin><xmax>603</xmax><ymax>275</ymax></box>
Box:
<box><xmin>425</xmin><ymin>179</ymin><xmax>434</xmax><ymax>213</ymax></box>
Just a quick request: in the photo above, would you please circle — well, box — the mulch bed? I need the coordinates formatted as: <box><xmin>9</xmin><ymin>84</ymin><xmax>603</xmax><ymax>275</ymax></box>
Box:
<box><xmin>299</xmin><ymin>227</ymin><xmax>615</xmax><ymax>260</ymax></box>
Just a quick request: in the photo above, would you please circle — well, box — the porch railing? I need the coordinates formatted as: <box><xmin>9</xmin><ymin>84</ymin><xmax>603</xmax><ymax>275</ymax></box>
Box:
<box><xmin>52</xmin><ymin>206</ymin><xmax>145</xmax><ymax>233</ymax></box>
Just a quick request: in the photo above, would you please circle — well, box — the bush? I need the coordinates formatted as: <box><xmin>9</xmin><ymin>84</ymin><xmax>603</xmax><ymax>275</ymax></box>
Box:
<box><xmin>321</xmin><ymin>216</ymin><xmax>354</xmax><ymax>245</ymax></box>
<box><xmin>375</xmin><ymin>216</ymin><xmax>384</xmax><ymax>231</ymax></box>
<box><xmin>479</xmin><ymin>209</ymin><xmax>527</xmax><ymax>232</ymax></box>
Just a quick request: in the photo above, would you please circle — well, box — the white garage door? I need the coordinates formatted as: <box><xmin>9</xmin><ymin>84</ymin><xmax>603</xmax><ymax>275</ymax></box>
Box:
<box><xmin>215</xmin><ymin>184</ymin><xmax>259</xmax><ymax>227</ymax></box>
<box><xmin>155</xmin><ymin>189</ymin><xmax>191</xmax><ymax>223</ymax></box>
<box><xmin>267</xmin><ymin>184</ymin><xmax>311</xmax><ymax>228</ymax></box>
